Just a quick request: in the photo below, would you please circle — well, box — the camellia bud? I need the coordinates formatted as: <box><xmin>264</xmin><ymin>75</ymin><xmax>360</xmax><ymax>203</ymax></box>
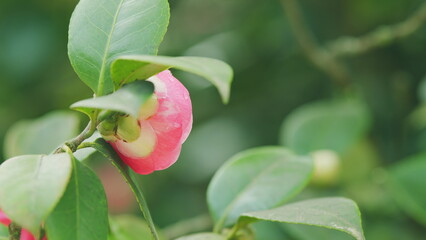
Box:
<box><xmin>109</xmin><ymin>70</ymin><xmax>193</xmax><ymax>175</ymax></box>
<box><xmin>116</xmin><ymin>115</ymin><xmax>141</xmax><ymax>142</ymax></box>
<box><xmin>98</xmin><ymin>119</ymin><xmax>118</xmax><ymax>142</ymax></box>
<box><xmin>311</xmin><ymin>150</ymin><xmax>341</xmax><ymax>186</ymax></box>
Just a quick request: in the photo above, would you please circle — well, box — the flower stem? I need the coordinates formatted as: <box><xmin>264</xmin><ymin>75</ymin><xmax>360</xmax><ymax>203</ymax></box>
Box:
<box><xmin>225</xmin><ymin>223</ymin><xmax>242</xmax><ymax>240</ymax></box>
<box><xmin>53</xmin><ymin>119</ymin><xmax>98</xmax><ymax>154</ymax></box>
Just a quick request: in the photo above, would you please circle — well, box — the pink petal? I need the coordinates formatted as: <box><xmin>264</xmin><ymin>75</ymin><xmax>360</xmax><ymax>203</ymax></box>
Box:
<box><xmin>150</xmin><ymin>70</ymin><xmax>193</xmax><ymax>142</ymax></box>
<box><xmin>0</xmin><ymin>210</ymin><xmax>11</xmax><ymax>226</ymax></box>
<box><xmin>146</xmin><ymin>100</ymin><xmax>183</xmax><ymax>153</ymax></box>
<box><xmin>111</xmin><ymin>143</ymin><xmax>155</xmax><ymax>175</ymax></box>
<box><xmin>114</xmin><ymin>145</ymin><xmax>182</xmax><ymax>175</ymax></box>
<box><xmin>150</xmin><ymin>144</ymin><xmax>182</xmax><ymax>171</ymax></box>
<box><xmin>20</xmin><ymin>229</ymin><xmax>36</xmax><ymax>240</ymax></box>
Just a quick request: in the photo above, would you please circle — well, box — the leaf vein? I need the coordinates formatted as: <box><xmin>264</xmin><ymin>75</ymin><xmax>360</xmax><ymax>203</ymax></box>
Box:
<box><xmin>97</xmin><ymin>0</ymin><xmax>126</xmax><ymax>95</ymax></box>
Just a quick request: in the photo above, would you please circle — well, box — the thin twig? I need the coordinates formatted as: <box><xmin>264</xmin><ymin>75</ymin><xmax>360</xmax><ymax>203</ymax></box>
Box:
<box><xmin>327</xmin><ymin>2</ymin><xmax>426</xmax><ymax>57</ymax></box>
<box><xmin>54</xmin><ymin>120</ymin><xmax>97</xmax><ymax>154</ymax></box>
<box><xmin>225</xmin><ymin>224</ymin><xmax>240</xmax><ymax>240</ymax></box>
<box><xmin>163</xmin><ymin>214</ymin><xmax>212</xmax><ymax>239</ymax></box>
<box><xmin>280</xmin><ymin>0</ymin><xmax>426</xmax><ymax>87</ymax></box>
<box><xmin>280</xmin><ymin>0</ymin><xmax>351</xmax><ymax>88</ymax></box>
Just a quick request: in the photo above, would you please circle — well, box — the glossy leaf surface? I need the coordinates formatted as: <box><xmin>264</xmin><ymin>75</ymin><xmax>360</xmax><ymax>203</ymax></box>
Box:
<box><xmin>0</xmin><ymin>154</ymin><xmax>72</xmax><ymax>236</ymax></box>
<box><xmin>46</xmin><ymin>158</ymin><xmax>108</xmax><ymax>240</ymax></box>
<box><xmin>88</xmin><ymin>138</ymin><xmax>160</xmax><ymax>239</ymax></box>
<box><xmin>282</xmin><ymin>224</ymin><xmax>353</xmax><ymax>240</ymax></box>
<box><xmin>207</xmin><ymin>147</ymin><xmax>313</xmax><ymax>230</ymax></box>
<box><xmin>71</xmin><ymin>81</ymin><xmax>154</xmax><ymax>118</ymax></box>
<box><xmin>111</xmin><ymin>55</ymin><xmax>233</xmax><ymax>103</ymax></box>
<box><xmin>68</xmin><ymin>0</ymin><xmax>169</xmax><ymax>95</ymax></box>
<box><xmin>240</xmin><ymin>197</ymin><xmax>365</xmax><ymax>240</ymax></box>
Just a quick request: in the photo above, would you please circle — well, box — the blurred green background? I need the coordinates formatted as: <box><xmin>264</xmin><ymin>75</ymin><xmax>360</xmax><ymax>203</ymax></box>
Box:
<box><xmin>1</xmin><ymin>0</ymin><xmax>426</xmax><ymax>239</ymax></box>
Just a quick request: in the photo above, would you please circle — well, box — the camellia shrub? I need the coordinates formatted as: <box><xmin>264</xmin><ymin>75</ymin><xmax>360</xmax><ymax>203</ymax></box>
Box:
<box><xmin>0</xmin><ymin>0</ymin><xmax>366</xmax><ymax>240</ymax></box>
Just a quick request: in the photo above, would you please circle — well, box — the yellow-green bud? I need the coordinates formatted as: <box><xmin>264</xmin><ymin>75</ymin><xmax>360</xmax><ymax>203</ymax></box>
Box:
<box><xmin>311</xmin><ymin>150</ymin><xmax>341</xmax><ymax>186</ymax></box>
<box><xmin>98</xmin><ymin>119</ymin><xmax>117</xmax><ymax>142</ymax></box>
<box><xmin>116</xmin><ymin>115</ymin><xmax>141</xmax><ymax>142</ymax></box>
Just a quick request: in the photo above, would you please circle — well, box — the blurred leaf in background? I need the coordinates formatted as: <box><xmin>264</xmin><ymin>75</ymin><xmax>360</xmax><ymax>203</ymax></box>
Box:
<box><xmin>1</xmin><ymin>0</ymin><xmax>426</xmax><ymax>239</ymax></box>
<box><xmin>389</xmin><ymin>153</ymin><xmax>426</xmax><ymax>226</ymax></box>
<box><xmin>3</xmin><ymin>111</ymin><xmax>80</xmax><ymax>158</ymax></box>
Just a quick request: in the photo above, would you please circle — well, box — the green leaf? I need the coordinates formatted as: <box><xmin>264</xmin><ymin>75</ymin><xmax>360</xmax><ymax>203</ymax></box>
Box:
<box><xmin>280</xmin><ymin>99</ymin><xmax>370</xmax><ymax>155</ymax></box>
<box><xmin>3</xmin><ymin>111</ymin><xmax>80</xmax><ymax>158</ymax></box>
<box><xmin>389</xmin><ymin>153</ymin><xmax>426</xmax><ymax>226</ymax></box>
<box><xmin>46</xmin><ymin>157</ymin><xmax>108</xmax><ymax>240</ymax></box>
<box><xmin>109</xmin><ymin>215</ymin><xmax>165</xmax><ymax>240</ymax></box>
<box><xmin>68</xmin><ymin>0</ymin><xmax>170</xmax><ymax>95</ymax></box>
<box><xmin>282</xmin><ymin>224</ymin><xmax>354</xmax><ymax>240</ymax></box>
<box><xmin>87</xmin><ymin>138</ymin><xmax>160</xmax><ymax>239</ymax></box>
<box><xmin>239</xmin><ymin>197</ymin><xmax>365</xmax><ymax>240</ymax></box>
<box><xmin>0</xmin><ymin>154</ymin><xmax>72</xmax><ymax>237</ymax></box>
<box><xmin>0</xmin><ymin>225</ymin><xmax>8</xmax><ymax>240</ymax></box>
<box><xmin>111</xmin><ymin>55</ymin><xmax>233</xmax><ymax>103</ymax></box>
<box><xmin>207</xmin><ymin>147</ymin><xmax>313</xmax><ymax>231</ymax></box>
<box><xmin>175</xmin><ymin>233</ymin><xmax>225</xmax><ymax>240</ymax></box>
<box><xmin>71</xmin><ymin>81</ymin><xmax>154</xmax><ymax>118</ymax></box>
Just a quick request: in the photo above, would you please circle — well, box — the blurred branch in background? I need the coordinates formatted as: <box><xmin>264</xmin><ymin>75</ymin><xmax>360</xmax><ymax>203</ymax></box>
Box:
<box><xmin>280</xmin><ymin>0</ymin><xmax>351</xmax><ymax>88</ymax></box>
<box><xmin>163</xmin><ymin>214</ymin><xmax>212</xmax><ymax>239</ymax></box>
<box><xmin>328</xmin><ymin>2</ymin><xmax>426</xmax><ymax>57</ymax></box>
<box><xmin>280</xmin><ymin>0</ymin><xmax>426</xmax><ymax>87</ymax></box>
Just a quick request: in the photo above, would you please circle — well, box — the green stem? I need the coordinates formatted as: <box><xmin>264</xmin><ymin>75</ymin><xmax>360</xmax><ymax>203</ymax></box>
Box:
<box><xmin>87</xmin><ymin>140</ymin><xmax>160</xmax><ymax>240</ymax></box>
<box><xmin>53</xmin><ymin>117</ymin><xmax>98</xmax><ymax>154</ymax></box>
<box><xmin>213</xmin><ymin>218</ymin><xmax>225</xmax><ymax>234</ymax></box>
<box><xmin>69</xmin><ymin>120</ymin><xmax>97</xmax><ymax>151</ymax></box>
<box><xmin>225</xmin><ymin>224</ymin><xmax>242</xmax><ymax>240</ymax></box>
<box><xmin>8</xmin><ymin>222</ymin><xmax>21</xmax><ymax>240</ymax></box>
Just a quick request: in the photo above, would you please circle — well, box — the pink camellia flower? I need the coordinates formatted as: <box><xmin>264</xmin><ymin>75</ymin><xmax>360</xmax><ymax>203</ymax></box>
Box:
<box><xmin>0</xmin><ymin>210</ymin><xmax>46</xmax><ymax>240</ymax></box>
<box><xmin>110</xmin><ymin>70</ymin><xmax>193</xmax><ymax>175</ymax></box>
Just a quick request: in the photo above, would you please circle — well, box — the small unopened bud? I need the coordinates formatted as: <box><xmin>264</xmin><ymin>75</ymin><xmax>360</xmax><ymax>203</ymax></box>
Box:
<box><xmin>98</xmin><ymin>119</ymin><xmax>118</xmax><ymax>142</ymax></box>
<box><xmin>116</xmin><ymin>116</ymin><xmax>140</xmax><ymax>142</ymax></box>
<box><xmin>311</xmin><ymin>150</ymin><xmax>341</xmax><ymax>186</ymax></box>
